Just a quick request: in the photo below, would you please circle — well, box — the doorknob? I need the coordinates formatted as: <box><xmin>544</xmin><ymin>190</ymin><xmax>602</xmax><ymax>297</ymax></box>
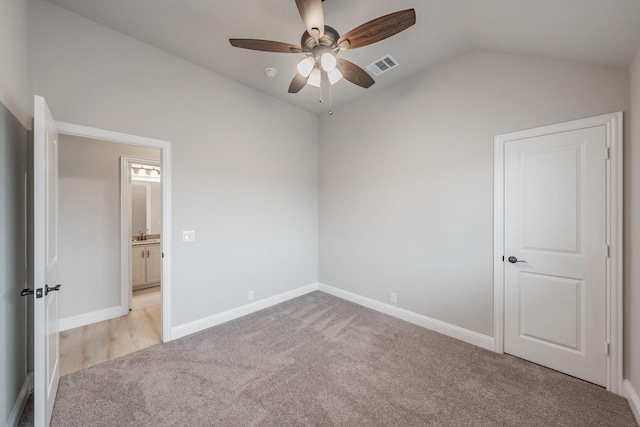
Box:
<box><xmin>45</xmin><ymin>284</ymin><xmax>62</xmax><ymax>295</ymax></box>
<box><xmin>508</xmin><ymin>256</ymin><xmax>527</xmax><ymax>264</ymax></box>
<box><xmin>20</xmin><ymin>288</ymin><xmax>34</xmax><ymax>297</ymax></box>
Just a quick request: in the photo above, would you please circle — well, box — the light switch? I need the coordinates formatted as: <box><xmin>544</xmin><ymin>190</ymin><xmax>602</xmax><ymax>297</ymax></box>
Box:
<box><xmin>183</xmin><ymin>230</ymin><xmax>195</xmax><ymax>242</ymax></box>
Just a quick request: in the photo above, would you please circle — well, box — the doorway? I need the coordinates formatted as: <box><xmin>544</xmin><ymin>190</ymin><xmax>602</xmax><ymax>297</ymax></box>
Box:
<box><xmin>55</xmin><ymin>136</ymin><xmax>163</xmax><ymax>375</ymax></box>
<box><xmin>493</xmin><ymin>112</ymin><xmax>623</xmax><ymax>393</ymax></box>
<box><xmin>56</xmin><ymin>121</ymin><xmax>172</xmax><ymax>342</ymax></box>
<box><xmin>123</xmin><ymin>158</ymin><xmax>162</xmax><ymax>311</ymax></box>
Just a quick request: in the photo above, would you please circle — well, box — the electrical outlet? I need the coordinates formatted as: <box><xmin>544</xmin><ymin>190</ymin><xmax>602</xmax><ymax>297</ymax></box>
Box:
<box><xmin>390</xmin><ymin>292</ymin><xmax>397</xmax><ymax>304</ymax></box>
<box><xmin>248</xmin><ymin>291</ymin><xmax>254</xmax><ymax>301</ymax></box>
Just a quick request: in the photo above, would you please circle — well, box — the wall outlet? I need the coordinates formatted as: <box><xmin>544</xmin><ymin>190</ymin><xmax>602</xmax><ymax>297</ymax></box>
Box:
<box><xmin>390</xmin><ymin>292</ymin><xmax>398</xmax><ymax>304</ymax></box>
<box><xmin>248</xmin><ymin>290</ymin><xmax>254</xmax><ymax>301</ymax></box>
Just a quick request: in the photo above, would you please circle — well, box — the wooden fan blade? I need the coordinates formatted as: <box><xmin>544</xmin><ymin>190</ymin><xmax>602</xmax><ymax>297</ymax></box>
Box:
<box><xmin>289</xmin><ymin>74</ymin><xmax>309</xmax><ymax>93</ymax></box>
<box><xmin>336</xmin><ymin>59</ymin><xmax>374</xmax><ymax>89</ymax></box>
<box><xmin>229</xmin><ymin>39</ymin><xmax>302</xmax><ymax>53</ymax></box>
<box><xmin>295</xmin><ymin>0</ymin><xmax>324</xmax><ymax>38</ymax></box>
<box><xmin>337</xmin><ymin>9</ymin><xmax>416</xmax><ymax>50</ymax></box>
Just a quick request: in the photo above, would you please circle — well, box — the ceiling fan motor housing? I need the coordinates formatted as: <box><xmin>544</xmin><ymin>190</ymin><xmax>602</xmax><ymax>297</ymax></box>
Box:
<box><xmin>301</xmin><ymin>25</ymin><xmax>340</xmax><ymax>52</ymax></box>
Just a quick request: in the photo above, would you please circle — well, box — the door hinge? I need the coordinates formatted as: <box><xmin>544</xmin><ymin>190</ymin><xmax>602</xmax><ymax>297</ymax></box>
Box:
<box><xmin>605</xmin><ymin>147</ymin><xmax>610</xmax><ymax>160</ymax></box>
<box><xmin>606</xmin><ymin>342</ymin><xmax>610</xmax><ymax>356</ymax></box>
<box><xmin>606</xmin><ymin>245</ymin><xmax>610</xmax><ymax>258</ymax></box>
<box><xmin>162</xmin><ymin>252</ymin><xmax>164</xmax><ymax>258</ymax></box>
<box><xmin>502</xmin><ymin>255</ymin><xmax>504</xmax><ymax>262</ymax></box>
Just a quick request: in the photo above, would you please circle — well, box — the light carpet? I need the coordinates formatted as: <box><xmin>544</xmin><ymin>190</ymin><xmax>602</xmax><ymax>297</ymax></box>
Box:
<box><xmin>46</xmin><ymin>291</ymin><xmax>636</xmax><ymax>426</ymax></box>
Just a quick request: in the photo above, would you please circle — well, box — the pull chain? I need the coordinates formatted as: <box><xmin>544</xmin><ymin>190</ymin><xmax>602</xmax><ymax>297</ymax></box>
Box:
<box><xmin>329</xmin><ymin>82</ymin><xmax>333</xmax><ymax>116</ymax></box>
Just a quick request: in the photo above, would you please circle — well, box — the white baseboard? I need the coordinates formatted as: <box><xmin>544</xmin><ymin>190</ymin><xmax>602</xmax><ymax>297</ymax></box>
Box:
<box><xmin>7</xmin><ymin>373</ymin><xmax>32</xmax><ymax>427</ymax></box>
<box><xmin>318</xmin><ymin>283</ymin><xmax>495</xmax><ymax>351</ymax></box>
<box><xmin>171</xmin><ymin>283</ymin><xmax>320</xmax><ymax>340</ymax></box>
<box><xmin>59</xmin><ymin>305</ymin><xmax>125</xmax><ymax>331</ymax></box>
<box><xmin>623</xmin><ymin>379</ymin><xmax>640</xmax><ymax>425</ymax></box>
<box><xmin>170</xmin><ymin>282</ymin><xmax>495</xmax><ymax>350</ymax></box>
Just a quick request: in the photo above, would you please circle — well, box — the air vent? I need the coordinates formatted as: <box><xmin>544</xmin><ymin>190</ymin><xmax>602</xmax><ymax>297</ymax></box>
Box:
<box><xmin>366</xmin><ymin>55</ymin><xmax>399</xmax><ymax>76</ymax></box>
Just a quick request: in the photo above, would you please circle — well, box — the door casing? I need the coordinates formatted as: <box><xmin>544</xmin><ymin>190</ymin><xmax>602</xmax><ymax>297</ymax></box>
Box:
<box><xmin>55</xmin><ymin>121</ymin><xmax>173</xmax><ymax>342</ymax></box>
<box><xmin>493</xmin><ymin>112</ymin><xmax>623</xmax><ymax>394</ymax></box>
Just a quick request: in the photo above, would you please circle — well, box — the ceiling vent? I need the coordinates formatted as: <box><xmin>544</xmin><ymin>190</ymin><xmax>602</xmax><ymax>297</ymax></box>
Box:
<box><xmin>366</xmin><ymin>55</ymin><xmax>399</xmax><ymax>76</ymax></box>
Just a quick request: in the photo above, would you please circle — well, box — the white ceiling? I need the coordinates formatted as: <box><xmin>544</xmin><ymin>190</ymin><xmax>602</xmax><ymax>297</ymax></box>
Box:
<box><xmin>46</xmin><ymin>0</ymin><xmax>640</xmax><ymax>115</ymax></box>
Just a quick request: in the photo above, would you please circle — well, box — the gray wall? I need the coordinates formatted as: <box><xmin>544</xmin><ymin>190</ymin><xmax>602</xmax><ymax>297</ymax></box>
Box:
<box><xmin>318</xmin><ymin>51</ymin><xmax>629</xmax><ymax>337</ymax></box>
<box><xmin>627</xmin><ymin>48</ymin><xmax>640</xmax><ymax>400</ymax></box>
<box><xmin>0</xmin><ymin>0</ymin><xmax>29</xmax><ymax>425</ymax></box>
<box><xmin>29</xmin><ymin>0</ymin><xmax>319</xmax><ymax>327</ymax></box>
<box><xmin>0</xmin><ymin>104</ymin><xmax>28</xmax><ymax>426</ymax></box>
<box><xmin>58</xmin><ymin>135</ymin><xmax>159</xmax><ymax>320</ymax></box>
<box><xmin>0</xmin><ymin>0</ymin><xmax>29</xmax><ymax>128</ymax></box>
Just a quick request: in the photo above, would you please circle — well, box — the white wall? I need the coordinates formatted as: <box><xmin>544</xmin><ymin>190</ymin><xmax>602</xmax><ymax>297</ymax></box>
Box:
<box><xmin>0</xmin><ymin>0</ymin><xmax>29</xmax><ymax>425</ymax></box>
<box><xmin>626</xmin><ymin>48</ymin><xmax>640</xmax><ymax>410</ymax></box>
<box><xmin>0</xmin><ymin>0</ymin><xmax>29</xmax><ymax>128</ymax></box>
<box><xmin>319</xmin><ymin>51</ymin><xmax>629</xmax><ymax>336</ymax></box>
<box><xmin>58</xmin><ymin>135</ymin><xmax>159</xmax><ymax>319</ymax></box>
<box><xmin>29</xmin><ymin>0</ymin><xmax>318</xmax><ymax>328</ymax></box>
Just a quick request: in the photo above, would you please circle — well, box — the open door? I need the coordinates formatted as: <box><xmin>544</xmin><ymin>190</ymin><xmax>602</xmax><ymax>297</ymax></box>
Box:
<box><xmin>33</xmin><ymin>95</ymin><xmax>61</xmax><ymax>426</ymax></box>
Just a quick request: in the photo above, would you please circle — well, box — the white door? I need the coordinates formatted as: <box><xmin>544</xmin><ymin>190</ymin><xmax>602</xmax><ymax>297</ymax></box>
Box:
<box><xmin>503</xmin><ymin>125</ymin><xmax>608</xmax><ymax>386</ymax></box>
<box><xmin>34</xmin><ymin>96</ymin><xmax>61</xmax><ymax>426</ymax></box>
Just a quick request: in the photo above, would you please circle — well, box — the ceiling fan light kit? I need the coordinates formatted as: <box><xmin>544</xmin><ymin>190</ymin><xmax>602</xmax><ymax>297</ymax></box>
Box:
<box><xmin>297</xmin><ymin>57</ymin><xmax>315</xmax><ymax>78</ymax></box>
<box><xmin>328</xmin><ymin>68</ymin><xmax>343</xmax><ymax>85</ymax></box>
<box><xmin>320</xmin><ymin>52</ymin><xmax>337</xmax><ymax>72</ymax></box>
<box><xmin>229</xmin><ymin>0</ymin><xmax>416</xmax><ymax>97</ymax></box>
<box><xmin>307</xmin><ymin>68</ymin><xmax>322</xmax><ymax>87</ymax></box>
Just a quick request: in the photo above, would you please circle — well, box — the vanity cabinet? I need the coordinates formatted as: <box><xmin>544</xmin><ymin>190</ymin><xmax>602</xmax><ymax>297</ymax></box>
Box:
<box><xmin>132</xmin><ymin>242</ymin><xmax>161</xmax><ymax>290</ymax></box>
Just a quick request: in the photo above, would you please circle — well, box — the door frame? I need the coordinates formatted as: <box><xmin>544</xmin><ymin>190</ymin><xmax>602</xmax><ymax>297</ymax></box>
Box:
<box><xmin>55</xmin><ymin>121</ymin><xmax>173</xmax><ymax>342</ymax></box>
<box><xmin>493</xmin><ymin>112</ymin><xmax>623</xmax><ymax>394</ymax></box>
<box><xmin>121</xmin><ymin>156</ymin><xmax>161</xmax><ymax>310</ymax></box>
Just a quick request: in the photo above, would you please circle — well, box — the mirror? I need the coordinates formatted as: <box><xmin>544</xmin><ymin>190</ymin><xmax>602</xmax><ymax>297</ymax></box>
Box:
<box><xmin>131</xmin><ymin>180</ymin><xmax>161</xmax><ymax>235</ymax></box>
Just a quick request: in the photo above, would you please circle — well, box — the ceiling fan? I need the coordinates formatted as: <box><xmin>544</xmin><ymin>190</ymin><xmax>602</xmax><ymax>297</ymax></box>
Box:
<box><xmin>229</xmin><ymin>0</ymin><xmax>416</xmax><ymax>94</ymax></box>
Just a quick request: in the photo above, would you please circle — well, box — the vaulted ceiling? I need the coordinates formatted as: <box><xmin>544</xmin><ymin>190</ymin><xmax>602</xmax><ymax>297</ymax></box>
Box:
<box><xmin>46</xmin><ymin>0</ymin><xmax>640</xmax><ymax>115</ymax></box>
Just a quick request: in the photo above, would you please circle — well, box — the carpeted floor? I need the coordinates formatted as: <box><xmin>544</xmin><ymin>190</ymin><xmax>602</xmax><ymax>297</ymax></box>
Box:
<box><xmin>30</xmin><ymin>291</ymin><xmax>638</xmax><ymax>426</ymax></box>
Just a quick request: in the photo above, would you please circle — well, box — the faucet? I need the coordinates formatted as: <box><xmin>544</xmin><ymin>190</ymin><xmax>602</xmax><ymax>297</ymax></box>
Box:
<box><xmin>138</xmin><ymin>230</ymin><xmax>144</xmax><ymax>241</ymax></box>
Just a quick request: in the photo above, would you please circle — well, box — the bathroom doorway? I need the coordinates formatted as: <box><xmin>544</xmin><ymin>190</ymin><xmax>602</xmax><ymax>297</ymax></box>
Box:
<box><xmin>123</xmin><ymin>158</ymin><xmax>162</xmax><ymax>311</ymax></box>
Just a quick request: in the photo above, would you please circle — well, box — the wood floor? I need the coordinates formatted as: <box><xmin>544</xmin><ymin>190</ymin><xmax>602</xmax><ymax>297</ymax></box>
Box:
<box><xmin>59</xmin><ymin>288</ymin><xmax>161</xmax><ymax>376</ymax></box>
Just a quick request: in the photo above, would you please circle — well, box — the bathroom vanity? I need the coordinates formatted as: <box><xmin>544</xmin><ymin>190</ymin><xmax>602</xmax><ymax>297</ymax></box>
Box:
<box><xmin>131</xmin><ymin>239</ymin><xmax>161</xmax><ymax>290</ymax></box>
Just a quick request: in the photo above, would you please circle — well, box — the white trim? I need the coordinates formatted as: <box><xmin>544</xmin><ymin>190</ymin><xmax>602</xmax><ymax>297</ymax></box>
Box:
<box><xmin>120</xmin><ymin>157</ymin><xmax>130</xmax><ymax>312</ymax></box>
<box><xmin>56</xmin><ymin>122</ymin><xmax>168</xmax><ymax>149</ymax></box>
<box><xmin>59</xmin><ymin>305</ymin><xmax>123</xmax><ymax>331</ymax></box>
<box><xmin>493</xmin><ymin>138</ymin><xmax>505</xmax><ymax>354</ymax></box>
<box><xmin>161</xmin><ymin>143</ymin><xmax>172</xmax><ymax>341</ymax></box>
<box><xmin>171</xmin><ymin>283</ymin><xmax>319</xmax><ymax>340</ymax></box>
<box><xmin>493</xmin><ymin>112</ymin><xmax>624</xmax><ymax>394</ymax></box>
<box><xmin>56</xmin><ymin>121</ymin><xmax>174</xmax><ymax>342</ymax></box>
<box><xmin>319</xmin><ymin>283</ymin><xmax>495</xmax><ymax>351</ymax></box>
<box><xmin>7</xmin><ymin>374</ymin><xmax>32</xmax><ymax>427</ymax></box>
<box><xmin>623</xmin><ymin>380</ymin><xmax>640</xmax><ymax>425</ymax></box>
<box><xmin>171</xmin><ymin>282</ymin><xmax>494</xmax><ymax>350</ymax></box>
